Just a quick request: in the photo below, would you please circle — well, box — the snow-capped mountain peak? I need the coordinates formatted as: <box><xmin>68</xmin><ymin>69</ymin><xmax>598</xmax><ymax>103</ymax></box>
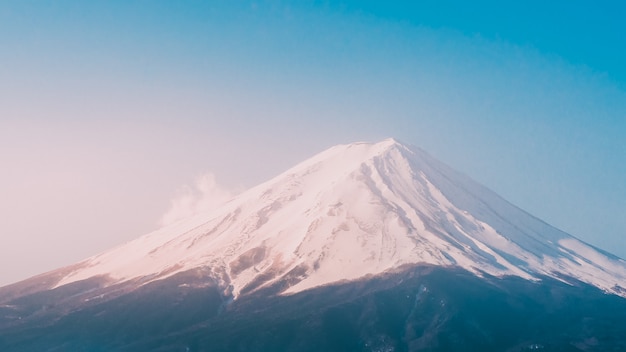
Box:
<box><xmin>50</xmin><ymin>139</ymin><xmax>626</xmax><ymax>297</ymax></box>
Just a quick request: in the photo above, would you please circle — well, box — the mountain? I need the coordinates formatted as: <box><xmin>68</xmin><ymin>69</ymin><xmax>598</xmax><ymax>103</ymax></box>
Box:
<box><xmin>2</xmin><ymin>138</ymin><xmax>626</xmax><ymax>351</ymax></box>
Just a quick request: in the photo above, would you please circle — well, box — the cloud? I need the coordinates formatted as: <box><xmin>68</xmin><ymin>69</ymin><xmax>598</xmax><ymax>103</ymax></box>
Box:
<box><xmin>159</xmin><ymin>173</ymin><xmax>236</xmax><ymax>227</ymax></box>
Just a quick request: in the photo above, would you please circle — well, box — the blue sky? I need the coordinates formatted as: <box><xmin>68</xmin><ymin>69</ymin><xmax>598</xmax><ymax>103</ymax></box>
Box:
<box><xmin>1</xmin><ymin>1</ymin><xmax>625</xmax><ymax>286</ymax></box>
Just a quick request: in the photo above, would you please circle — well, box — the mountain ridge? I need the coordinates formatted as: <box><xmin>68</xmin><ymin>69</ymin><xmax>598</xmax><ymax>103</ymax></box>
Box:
<box><xmin>2</xmin><ymin>138</ymin><xmax>625</xmax><ymax>299</ymax></box>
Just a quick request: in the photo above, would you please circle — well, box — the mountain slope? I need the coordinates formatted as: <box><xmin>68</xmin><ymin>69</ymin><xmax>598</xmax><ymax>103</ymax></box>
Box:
<box><xmin>3</xmin><ymin>266</ymin><xmax>626</xmax><ymax>352</ymax></box>
<box><xmin>4</xmin><ymin>138</ymin><xmax>624</xmax><ymax>300</ymax></box>
<box><xmin>3</xmin><ymin>138</ymin><xmax>626</xmax><ymax>351</ymax></box>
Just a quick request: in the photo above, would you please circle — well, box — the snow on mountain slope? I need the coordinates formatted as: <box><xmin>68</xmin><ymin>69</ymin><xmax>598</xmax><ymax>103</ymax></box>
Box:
<box><xmin>52</xmin><ymin>138</ymin><xmax>626</xmax><ymax>297</ymax></box>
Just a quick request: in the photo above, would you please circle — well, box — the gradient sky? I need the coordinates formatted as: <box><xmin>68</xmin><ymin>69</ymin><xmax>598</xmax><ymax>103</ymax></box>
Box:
<box><xmin>1</xmin><ymin>1</ymin><xmax>625</xmax><ymax>286</ymax></box>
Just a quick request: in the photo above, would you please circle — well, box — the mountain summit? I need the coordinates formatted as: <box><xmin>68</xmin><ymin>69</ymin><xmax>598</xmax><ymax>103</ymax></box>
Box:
<box><xmin>10</xmin><ymin>138</ymin><xmax>626</xmax><ymax>298</ymax></box>
<box><xmin>3</xmin><ymin>138</ymin><xmax>626</xmax><ymax>351</ymax></box>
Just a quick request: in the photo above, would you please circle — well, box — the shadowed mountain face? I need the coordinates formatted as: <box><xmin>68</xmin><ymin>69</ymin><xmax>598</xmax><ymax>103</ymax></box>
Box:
<box><xmin>1</xmin><ymin>266</ymin><xmax>626</xmax><ymax>352</ymax></box>
<box><xmin>2</xmin><ymin>139</ymin><xmax>626</xmax><ymax>351</ymax></box>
